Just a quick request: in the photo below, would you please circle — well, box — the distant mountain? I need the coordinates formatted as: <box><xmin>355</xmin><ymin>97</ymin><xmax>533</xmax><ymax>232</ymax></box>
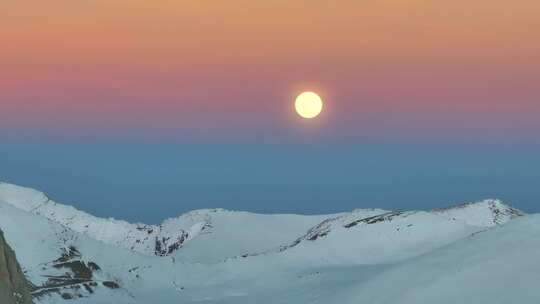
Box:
<box><xmin>278</xmin><ymin>199</ymin><xmax>523</xmax><ymax>265</ymax></box>
<box><xmin>0</xmin><ymin>183</ymin><xmax>330</xmax><ymax>260</ymax></box>
<box><xmin>0</xmin><ymin>181</ymin><xmax>537</xmax><ymax>304</ymax></box>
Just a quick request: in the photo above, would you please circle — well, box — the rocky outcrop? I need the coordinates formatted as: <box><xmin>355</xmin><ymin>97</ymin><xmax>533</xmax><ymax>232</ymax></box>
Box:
<box><xmin>0</xmin><ymin>230</ymin><xmax>33</xmax><ymax>304</ymax></box>
<box><xmin>31</xmin><ymin>245</ymin><xmax>121</xmax><ymax>300</ymax></box>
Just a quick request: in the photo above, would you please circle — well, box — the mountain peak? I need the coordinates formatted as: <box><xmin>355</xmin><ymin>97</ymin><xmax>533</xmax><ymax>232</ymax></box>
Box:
<box><xmin>433</xmin><ymin>199</ymin><xmax>524</xmax><ymax>226</ymax></box>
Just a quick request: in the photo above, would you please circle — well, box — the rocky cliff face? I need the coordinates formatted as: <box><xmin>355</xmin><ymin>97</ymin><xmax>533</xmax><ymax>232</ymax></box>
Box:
<box><xmin>0</xmin><ymin>230</ymin><xmax>33</xmax><ymax>304</ymax></box>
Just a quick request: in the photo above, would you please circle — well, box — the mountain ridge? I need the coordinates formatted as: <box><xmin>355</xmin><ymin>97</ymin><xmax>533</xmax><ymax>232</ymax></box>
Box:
<box><xmin>0</xmin><ymin>181</ymin><xmax>537</xmax><ymax>304</ymax></box>
<box><xmin>0</xmin><ymin>182</ymin><xmax>523</xmax><ymax>259</ymax></box>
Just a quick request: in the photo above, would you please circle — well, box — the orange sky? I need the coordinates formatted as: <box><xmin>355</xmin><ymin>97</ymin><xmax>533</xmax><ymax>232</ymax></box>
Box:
<box><xmin>1</xmin><ymin>0</ymin><xmax>539</xmax><ymax>136</ymax></box>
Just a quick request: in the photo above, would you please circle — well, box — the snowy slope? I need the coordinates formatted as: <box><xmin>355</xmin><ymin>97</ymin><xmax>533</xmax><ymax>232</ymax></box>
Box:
<box><xmin>331</xmin><ymin>214</ymin><xmax>540</xmax><ymax>304</ymax></box>
<box><xmin>0</xmin><ymin>182</ymin><xmax>203</xmax><ymax>257</ymax></box>
<box><xmin>279</xmin><ymin>200</ymin><xmax>523</xmax><ymax>265</ymax></box>
<box><xmin>0</xmin><ymin>182</ymin><xmax>330</xmax><ymax>261</ymax></box>
<box><xmin>0</xmin><ymin>181</ymin><xmax>536</xmax><ymax>304</ymax></box>
<box><xmin>172</xmin><ymin>209</ymin><xmax>333</xmax><ymax>263</ymax></box>
<box><xmin>0</xmin><ymin>201</ymin><xmax>140</xmax><ymax>302</ymax></box>
<box><xmin>192</xmin><ymin>215</ymin><xmax>540</xmax><ymax>304</ymax></box>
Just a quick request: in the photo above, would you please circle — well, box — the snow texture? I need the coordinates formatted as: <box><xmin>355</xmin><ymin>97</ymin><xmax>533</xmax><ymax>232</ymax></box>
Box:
<box><xmin>0</xmin><ymin>181</ymin><xmax>536</xmax><ymax>304</ymax></box>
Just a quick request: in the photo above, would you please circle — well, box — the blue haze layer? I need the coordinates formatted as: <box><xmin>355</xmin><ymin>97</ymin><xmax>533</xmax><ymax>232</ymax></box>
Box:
<box><xmin>1</xmin><ymin>137</ymin><xmax>539</xmax><ymax>223</ymax></box>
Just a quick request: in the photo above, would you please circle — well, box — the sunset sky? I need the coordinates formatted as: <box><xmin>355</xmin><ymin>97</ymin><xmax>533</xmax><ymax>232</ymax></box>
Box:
<box><xmin>1</xmin><ymin>1</ymin><xmax>539</xmax><ymax>222</ymax></box>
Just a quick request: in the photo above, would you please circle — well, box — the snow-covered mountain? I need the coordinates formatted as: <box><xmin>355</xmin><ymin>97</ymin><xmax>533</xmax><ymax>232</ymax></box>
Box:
<box><xmin>0</xmin><ymin>181</ymin><xmax>537</xmax><ymax>304</ymax></box>
<box><xmin>0</xmin><ymin>182</ymin><xmax>207</xmax><ymax>257</ymax></box>
<box><xmin>0</xmin><ymin>183</ymin><xmax>330</xmax><ymax>261</ymax></box>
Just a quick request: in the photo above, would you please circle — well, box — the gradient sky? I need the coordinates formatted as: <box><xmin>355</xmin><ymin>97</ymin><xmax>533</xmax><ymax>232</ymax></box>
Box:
<box><xmin>1</xmin><ymin>1</ymin><xmax>539</xmax><ymax>223</ymax></box>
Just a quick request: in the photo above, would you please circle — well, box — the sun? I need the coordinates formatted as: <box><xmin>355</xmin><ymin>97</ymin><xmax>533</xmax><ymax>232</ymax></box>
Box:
<box><xmin>295</xmin><ymin>91</ymin><xmax>323</xmax><ymax>119</ymax></box>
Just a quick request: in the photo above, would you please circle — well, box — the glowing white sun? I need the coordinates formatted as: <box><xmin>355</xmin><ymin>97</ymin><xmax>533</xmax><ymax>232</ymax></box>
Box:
<box><xmin>295</xmin><ymin>91</ymin><xmax>323</xmax><ymax>119</ymax></box>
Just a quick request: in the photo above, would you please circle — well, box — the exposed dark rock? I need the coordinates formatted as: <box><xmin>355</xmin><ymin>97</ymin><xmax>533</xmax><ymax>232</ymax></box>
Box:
<box><xmin>343</xmin><ymin>211</ymin><xmax>406</xmax><ymax>228</ymax></box>
<box><xmin>154</xmin><ymin>232</ymin><xmax>188</xmax><ymax>256</ymax></box>
<box><xmin>31</xmin><ymin>246</ymin><xmax>121</xmax><ymax>300</ymax></box>
<box><xmin>61</xmin><ymin>293</ymin><xmax>73</xmax><ymax>300</ymax></box>
<box><xmin>0</xmin><ymin>230</ymin><xmax>33</xmax><ymax>304</ymax></box>
<box><xmin>54</xmin><ymin>246</ymin><xmax>81</xmax><ymax>263</ymax></box>
<box><xmin>307</xmin><ymin>231</ymin><xmax>329</xmax><ymax>241</ymax></box>
<box><xmin>102</xmin><ymin>281</ymin><xmax>120</xmax><ymax>289</ymax></box>
<box><xmin>87</xmin><ymin>262</ymin><xmax>101</xmax><ymax>271</ymax></box>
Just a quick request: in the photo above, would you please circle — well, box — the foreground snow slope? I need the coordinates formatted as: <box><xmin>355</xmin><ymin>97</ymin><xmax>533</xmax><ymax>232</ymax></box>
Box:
<box><xmin>0</xmin><ymin>181</ymin><xmax>536</xmax><ymax>304</ymax></box>
<box><xmin>170</xmin><ymin>215</ymin><xmax>540</xmax><ymax>304</ymax></box>
<box><xmin>332</xmin><ymin>214</ymin><xmax>540</xmax><ymax>304</ymax></box>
